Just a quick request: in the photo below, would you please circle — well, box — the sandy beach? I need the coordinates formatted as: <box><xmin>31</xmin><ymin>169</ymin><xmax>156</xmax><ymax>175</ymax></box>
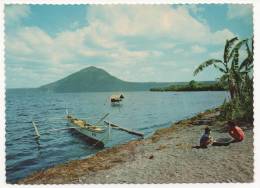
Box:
<box><xmin>18</xmin><ymin>109</ymin><xmax>254</xmax><ymax>184</ymax></box>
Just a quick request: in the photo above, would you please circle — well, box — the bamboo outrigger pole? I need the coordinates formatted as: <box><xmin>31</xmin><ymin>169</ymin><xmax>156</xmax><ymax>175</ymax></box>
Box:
<box><xmin>94</xmin><ymin>113</ymin><xmax>110</xmax><ymax>126</ymax></box>
<box><xmin>32</xmin><ymin>120</ymin><xmax>76</xmax><ymax>138</ymax></box>
<box><xmin>32</xmin><ymin>121</ymin><xmax>40</xmax><ymax>138</ymax></box>
<box><xmin>104</xmin><ymin>121</ymin><xmax>144</xmax><ymax>138</ymax></box>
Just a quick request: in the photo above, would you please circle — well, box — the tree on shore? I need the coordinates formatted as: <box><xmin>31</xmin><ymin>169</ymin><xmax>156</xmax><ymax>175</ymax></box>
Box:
<box><xmin>193</xmin><ymin>37</ymin><xmax>254</xmax><ymax>121</ymax></box>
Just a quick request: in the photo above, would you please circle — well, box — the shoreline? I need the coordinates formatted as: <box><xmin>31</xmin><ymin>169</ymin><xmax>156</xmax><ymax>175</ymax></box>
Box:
<box><xmin>17</xmin><ymin>108</ymin><xmax>254</xmax><ymax>184</ymax></box>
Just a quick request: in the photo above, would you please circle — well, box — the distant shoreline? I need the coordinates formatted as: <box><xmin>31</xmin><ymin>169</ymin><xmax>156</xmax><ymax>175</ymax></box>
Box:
<box><xmin>6</xmin><ymin>88</ymin><xmax>227</xmax><ymax>93</ymax></box>
<box><xmin>150</xmin><ymin>81</ymin><xmax>226</xmax><ymax>92</ymax></box>
<box><xmin>150</xmin><ymin>89</ymin><xmax>227</xmax><ymax>92</ymax></box>
<box><xmin>17</xmin><ymin>107</ymin><xmax>253</xmax><ymax>184</ymax></box>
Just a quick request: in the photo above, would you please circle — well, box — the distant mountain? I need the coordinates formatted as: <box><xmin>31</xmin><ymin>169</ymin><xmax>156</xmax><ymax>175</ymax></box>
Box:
<box><xmin>38</xmin><ymin>66</ymin><xmax>175</xmax><ymax>92</ymax></box>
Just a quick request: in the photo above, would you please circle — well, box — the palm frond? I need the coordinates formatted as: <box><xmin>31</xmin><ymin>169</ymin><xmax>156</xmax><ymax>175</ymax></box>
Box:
<box><xmin>251</xmin><ymin>36</ymin><xmax>254</xmax><ymax>53</ymax></box>
<box><xmin>239</xmin><ymin>40</ymin><xmax>253</xmax><ymax>71</ymax></box>
<box><xmin>228</xmin><ymin>39</ymin><xmax>248</xmax><ymax>63</ymax></box>
<box><xmin>213</xmin><ymin>64</ymin><xmax>227</xmax><ymax>73</ymax></box>
<box><xmin>248</xmin><ymin>64</ymin><xmax>253</xmax><ymax>71</ymax></box>
<box><xmin>233</xmin><ymin>69</ymin><xmax>242</xmax><ymax>82</ymax></box>
<box><xmin>240</xmin><ymin>71</ymin><xmax>250</xmax><ymax>75</ymax></box>
<box><xmin>193</xmin><ymin>59</ymin><xmax>223</xmax><ymax>76</ymax></box>
<box><xmin>223</xmin><ymin>37</ymin><xmax>238</xmax><ymax>63</ymax></box>
<box><xmin>231</xmin><ymin>48</ymin><xmax>239</xmax><ymax>71</ymax></box>
<box><xmin>219</xmin><ymin>74</ymin><xmax>229</xmax><ymax>87</ymax></box>
<box><xmin>246</xmin><ymin>41</ymin><xmax>251</xmax><ymax>55</ymax></box>
<box><xmin>220</xmin><ymin>73</ymin><xmax>229</xmax><ymax>81</ymax></box>
<box><xmin>239</xmin><ymin>57</ymin><xmax>250</xmax><ymax>71</ymax></box>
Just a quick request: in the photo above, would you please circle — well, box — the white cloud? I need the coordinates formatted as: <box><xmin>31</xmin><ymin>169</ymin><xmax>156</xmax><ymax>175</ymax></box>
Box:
<box><xmin>6</xmin><ymin>5</ymin><xmax>235</xmax><ymax>63</ymax></box>
<box><xmin>186</xmin><ymin>5</ymin><xmax>205</xmax><ymax>14</ymax></box>
<box><xmin>5</xmin><ymin>5</ymin><xmax>238</xmax><ymax>87</ymax></box>
<box><xmin>227</xmin><ymin>4</ymin><xmax>252</xmax><ymax>20</ymax></box>
<box><xmin>191</xmin><ymin>45</ymin><xmax>206</xmax><ymax>54</ymax></box>
<box><xmin>5</xmin><ymin>5</ymin><xmax>30</xmax><ymax>23</ymax></box>
<box><xmin>210</xmin><ymin>29</ymin><xmax>235</xmax><ymax>44</ymax></box>
<box><xmin>6</xmin><ymin>27</ymin><xmax>56</xmax><ymax>64</ymax></box>
<box><xmin>87</xmin><ymin>5</ymin><xmax>234</xmax><ymax>44</ymax></box>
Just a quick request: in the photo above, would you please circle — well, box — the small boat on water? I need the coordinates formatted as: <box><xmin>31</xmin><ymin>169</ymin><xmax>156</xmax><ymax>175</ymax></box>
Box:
<box><xmin>32</xmin><ymin>109</ymin><xmax>144</xmax><ymax>148</ymax></box>
<box><xmin>32</xmin><ymin>112</ymin><xmax>111</xmax><ymax>148</ymax></box>
<box><xmin>110</xmin><ymin>93</ymin><xmax>124</xmax><ymax>104</ymax></box>
<box><xmin>65</xmin><ymin>113</ymin><xmax>110</xmax><ymax>147</ymax></box>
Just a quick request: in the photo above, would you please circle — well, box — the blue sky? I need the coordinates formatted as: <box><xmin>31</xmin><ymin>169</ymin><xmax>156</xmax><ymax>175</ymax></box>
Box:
<box><xmin>5</xmin><ymin>4</ymin><xmax>253</xmax><ymax>88</ymax></box>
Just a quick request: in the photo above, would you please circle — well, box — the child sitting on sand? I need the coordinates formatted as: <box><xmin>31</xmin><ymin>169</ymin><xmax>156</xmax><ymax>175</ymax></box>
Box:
<box><xmin>199</xmin><ymin>127</ymin><xmax>214</xmax><ymax>148</ymax></box>
<box><xmin>193</xmin><ymin>121</ymin><xmax>245</xmax><ymax>149</ymax></box>
<box><xmin>228</xmin><ymin>121</ymin><xmax>245</xmax><ymax>142</ymax></box>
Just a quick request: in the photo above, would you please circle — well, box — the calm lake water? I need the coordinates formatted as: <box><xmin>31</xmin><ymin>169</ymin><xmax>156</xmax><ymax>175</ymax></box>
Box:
<box><xmin>6</xmin><ymin>90</ymin><xmax>229</xmax><ymax>183</ymax></box>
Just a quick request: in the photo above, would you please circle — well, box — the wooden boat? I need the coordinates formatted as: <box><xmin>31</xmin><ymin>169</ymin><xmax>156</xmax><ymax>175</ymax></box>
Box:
<box><xmin>110</xmin><ymin>94</ymin><xmax>124</xmax><ymax>104</ymax></box>
<box><xmin>64</xmin><ymin>113</ymin><xmax>111</xmax><ymax>147</ymax></box>
<box><xmin>32</xmin><ymin>110</ymin><xmax>144</xmax><ymax>148</ymax></box>
<box><xmin>110</xmin><ymin>97</ymin><xmax>122</xmax><ymax>103</ymax></box>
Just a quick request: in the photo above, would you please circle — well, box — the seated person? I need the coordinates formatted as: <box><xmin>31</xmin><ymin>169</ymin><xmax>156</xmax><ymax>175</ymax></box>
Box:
<box><xmin>228</xmin><ymin>120</ymin><xmax>245</xmax><ymax>142</ymax></box>
<box><xmin>200</xmin><ymin>127</ymin><xmax>214</xmax><ymax>148</ymax></box>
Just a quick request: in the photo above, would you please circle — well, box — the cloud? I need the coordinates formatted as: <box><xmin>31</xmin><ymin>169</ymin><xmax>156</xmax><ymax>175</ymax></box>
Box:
<box><xmin>191</xmin><ymin>45</ymin><xmax>206</xmax><ymax>54</ymax></box>
<box><xmin>5</xmin><ymin>5</ymin><xmax>238</xmax><ymax>87</ymax></box>
<box><xmin>87</xmin><ymin>5</ymin><xmax>234</xmax><ymax>45</ymax></box>
<box><xmin>5</xmin><ymin>5</ymin><xmax>30</xmax><ymax>23</ymax></box>
<box><xmin>186</xmin><ymin>5</ymin><xmax>205</xmax><ymax>14</ymax></box>
<box><xmin>227</xmin><ymin>4</ymin><xmax>252</xmax><ymax>20</ymax></box>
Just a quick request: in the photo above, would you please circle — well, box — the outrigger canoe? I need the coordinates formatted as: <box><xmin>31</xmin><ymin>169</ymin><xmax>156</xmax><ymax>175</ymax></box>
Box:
<box><xmin>65</xmin><ymin>113</ymin><xmax>111</xmax><ymax>148</ymax></box>
<box><xmin>32</xmin><ymin>111</ymin><xmax>143</xmax><ymax>148</ymax></box>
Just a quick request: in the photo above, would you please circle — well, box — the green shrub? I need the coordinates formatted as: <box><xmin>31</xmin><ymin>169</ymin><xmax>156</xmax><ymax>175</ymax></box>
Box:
<box><xmin>220</xmin><ymin>91</ymin><xmax>253</xmax><ymax>123</ymax></box>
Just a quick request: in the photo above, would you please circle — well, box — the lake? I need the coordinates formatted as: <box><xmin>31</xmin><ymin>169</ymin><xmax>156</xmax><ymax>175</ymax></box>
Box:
<box><xmin>5</xmin><ymin>90</ymin><xmax>229</xmax><ymax>183</ymax></box>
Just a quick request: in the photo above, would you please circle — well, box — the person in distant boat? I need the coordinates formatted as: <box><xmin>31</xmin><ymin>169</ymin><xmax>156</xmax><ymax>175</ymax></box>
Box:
<box><xmin>119</xmin><ymin>94</ymin><xmax>124</xmax><ymax>99</ymax></box>
<box><xmin>199</xmin><ymin>127</ymin><xmax>214</xmax><ymax>148</ymax></box>
<box><xmin>227</xmin><ymin>120</ymin><xmax>245</xmax><ymax>142</ymax></box>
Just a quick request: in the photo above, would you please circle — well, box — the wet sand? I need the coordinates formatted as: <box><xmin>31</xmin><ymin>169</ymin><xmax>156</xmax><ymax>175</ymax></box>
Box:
<box><xmin>18</xmin><ymin>109</ymin><xmax>254</xmax><ymax>184</ymax></box>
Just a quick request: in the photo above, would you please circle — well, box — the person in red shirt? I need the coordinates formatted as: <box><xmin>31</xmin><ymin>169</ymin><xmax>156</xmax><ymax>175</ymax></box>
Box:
<box><xmin>228</xmin><ymin>121</ymin><xmax>245</xmax><ymax>142</ymax></box>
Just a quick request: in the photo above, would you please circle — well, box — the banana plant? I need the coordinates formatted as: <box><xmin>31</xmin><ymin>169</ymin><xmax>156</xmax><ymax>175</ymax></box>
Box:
<box><xmin>193</xmin><ymin>37</ymin><xmax>239</xmax><ymax>99</ymax></box>
<box><xmin>232</xmin><ymin>38</ymin><xmax>253</xmax><ymax>99</ymax></box>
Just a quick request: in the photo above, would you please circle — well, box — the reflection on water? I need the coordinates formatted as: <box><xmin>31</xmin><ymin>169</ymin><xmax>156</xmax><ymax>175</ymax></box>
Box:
<box><xmin>6</xmin><ymin>90</ymin><xmax>228</xmax><ymax>182</ymax></box>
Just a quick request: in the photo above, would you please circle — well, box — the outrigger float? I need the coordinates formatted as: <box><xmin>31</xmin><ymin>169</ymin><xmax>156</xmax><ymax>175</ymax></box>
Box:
<box><xmin>32</xmin><ymin>110</ymin><xmax>143</xmax><ymax>148</ymax></box>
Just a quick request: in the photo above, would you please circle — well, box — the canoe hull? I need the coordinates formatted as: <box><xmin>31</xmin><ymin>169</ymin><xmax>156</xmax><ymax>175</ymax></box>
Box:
<box><xmin>67</xmin><ymin>121</ymin><xmax>109</xmax><ymax>148</ymax></box>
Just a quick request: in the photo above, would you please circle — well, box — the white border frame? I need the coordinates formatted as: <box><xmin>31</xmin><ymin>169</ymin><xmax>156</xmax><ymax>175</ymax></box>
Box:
<box><xmin>0</xmin><ymin>1</ymin><xmax>259</xmax><ymax>188</ymax></box>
